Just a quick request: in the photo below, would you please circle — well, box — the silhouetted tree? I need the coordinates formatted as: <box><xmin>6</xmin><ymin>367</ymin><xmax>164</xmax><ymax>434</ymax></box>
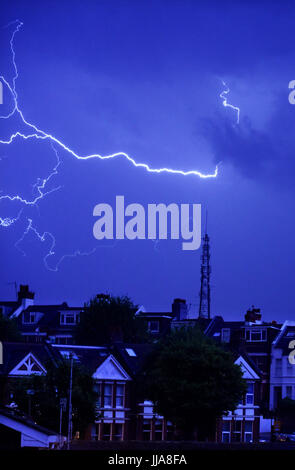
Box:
<box><xmin>75</xmin><ymin>295</ymin><xmax>148</xmax><ymax>345</ymax></box>
<box><xmin>143</xmin><ymin>326</ymin><xmax>246</xmax><ymax>440</ymax></box>
<box><xmin>0</xmin><ymin>312</ymin><xmax>21</xmax><ymax>341</ymax></box>
<box><xmin>11</xmin><ymin>358</ymin><xmax>98</xmax><ymax>436</ymax></box>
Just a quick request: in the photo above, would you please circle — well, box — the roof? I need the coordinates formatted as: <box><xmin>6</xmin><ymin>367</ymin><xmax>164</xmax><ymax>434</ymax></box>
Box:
<box><xmin>23</xmin><ymin>304</ymin><xmax>82</xmax><ymax>313</ymax></box>
<box><xmin>112</xmin><ymin>343</ymin><xmax>155</xmax><ymax>376</ymax></box>
<box><xmin>272</xmin><ymin>322</ymin><xmax>295</xmax><ymax>354</ymax></box>
<box><xmin>0</xmin><ymin>407</ymin><xmax>60</xmax><ymax>437</ymax></box>
<box><xmin>52</xmin><ymin>344</ymin><xmax>110</xmax><ymax>374</ymax></box>
<box><xmin>0</xmin><ymin>342</ymin><xmax>59</xmax><ymax>376</ymax></box>
<box><xmin>0</xmin><ymin>301</ymin><xmax>20</xmax><ymax>307</ymax></box>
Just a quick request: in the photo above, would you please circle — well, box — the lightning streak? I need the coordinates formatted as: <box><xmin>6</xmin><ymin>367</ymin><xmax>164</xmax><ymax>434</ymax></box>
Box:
<box><xmin>0</xmin><ymin>20</ymin><xmax>228</xmax><ymax>270</ymax></box>
<box><xmin>220</xmin><ymin>80</ymin><xmax>240</xmax><ymax>124</ymax></box>
<box><xmin>0</xmin><ymin>20</ymin><xmax>218</xmax><ymax>179</ymax></box>
<box><xmin>15</xmin><ymin>217</ymin><xmax>97</xmax><ymax>271</ymax></box>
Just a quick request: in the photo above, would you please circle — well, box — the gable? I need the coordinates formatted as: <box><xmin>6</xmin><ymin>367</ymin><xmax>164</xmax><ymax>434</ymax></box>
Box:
<box><xmin>234</xmin><ymin>356</ymin><xmax>260</xmax><ymax>380</ymax></box>
<box><xmin>92</xmin><ymin>354</ymin><xmax>131</xmax><ymax>381</ymax></box>
<box><xmin>9</xmin><ymin>352</ymin><xmax>47</xmax><ymax>376</ymax></box>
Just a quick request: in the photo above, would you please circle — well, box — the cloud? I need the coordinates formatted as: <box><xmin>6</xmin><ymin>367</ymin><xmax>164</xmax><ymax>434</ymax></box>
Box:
<box><xmin>201</xmin><ymin>93</ymin><xmax>295</xmax><ymax>190</ymax></box>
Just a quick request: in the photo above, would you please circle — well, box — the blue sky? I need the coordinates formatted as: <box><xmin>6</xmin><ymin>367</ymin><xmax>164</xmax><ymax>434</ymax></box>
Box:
<box><xmin>1</xmin><ymin>0</ymin><xmax>295</xmax><ymax>321</ymax></box>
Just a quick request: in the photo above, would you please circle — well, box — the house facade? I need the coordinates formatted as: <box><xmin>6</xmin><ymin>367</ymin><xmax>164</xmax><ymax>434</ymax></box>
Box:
<box><xmin>270</xmin><ymin>321</ymin><xmax>295</xmax><ymax>410</ymax></box>
<box><xmin>217</xmin><ymin>355</ymin><xmax>261</xmax><ymax>443</ymax></box>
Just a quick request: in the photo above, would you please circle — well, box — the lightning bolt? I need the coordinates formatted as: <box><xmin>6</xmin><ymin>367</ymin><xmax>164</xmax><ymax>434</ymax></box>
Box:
<box><xmin>14</xmin><ymin>217</ymin><xmax>98</xmax><ymax>272</ymax></box>
<box><xmin>0</xmin><ymin>20</ymin><xmax>218</xmax><ymax>178</ymax></box>
<box><xmin>0</xmin><ymin>20</ymin><xmax>220</xmax><ymax>270</ymax></box>
<box><xmin>220</xmin><ymin>80</ymin><xmax>240</xmax><ymax>124</ymax></box>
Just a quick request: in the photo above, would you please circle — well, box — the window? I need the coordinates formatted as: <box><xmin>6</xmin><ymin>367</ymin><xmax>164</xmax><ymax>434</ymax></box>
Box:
<box><xmin>60</xmin><ymin>312</ymin><xmax>79</xmax><ymax>325</ymax></box>
<box><xmin>275</xmin><ymin>359</ymin><xmax>282</xmax><ymax>377</ymax></box>
<box><xmin>244</xmin><ymin>421</ymin><xmax>253</xmax><ymax>443</ymax></box>
<box><xmin>125</xmin><ymin>348</ymin><xmax>136</xmax><ymax>357</ymax></box>
<box><xmin>166</xmin><ymin>421</ymin><xmax>174</xmax><ymax>440</ymax></box>
<box><xmin>103</xmin><ymin>384</ymin><xmax>113</xmax><ymax>408</ymax></box>
<box><xmin>287</xmin><ymin>357</ymin><xmax>293</xmax><ymax>375</ymax></box>
<box><xmin>115</xmin><ymin>384</ymin><xmax>124</xmax><ymax>408</ymax></box>
<box><xmin>246</xmin><ymin>383</ymin><xmax>254</xmax><ymax>405</ymax></box>
<box><xmin>23</xmin><ymin>311</ymin><xmax>36</xmax><ymax>324</ymax></box>
<box><xmin>148</xmin><ymin>320</ymin><xmax>160</xmax><ymax>333</ymax></box>
<box><xmin>94</xmin><ymin>383</ymin><xmax>102</xmax><ymax>409</ymax></box>
<box><xmin>286</xmin><ymin>386</ymin><xmax>292</xmax><ymax>399</ymax></box>
<box><xmin>155</xmin><ymin>419</ymin><xmax>163</xmax><ymax>441</ymax></box>
<box><xmin>245</xmin><ymin>329</ymin><xmax>266</xmax><ymax>342</ymax></box>
<box><xmin>221</xmin><ymin>328</ymin><xmax>231</xmax><ymax>343</ymax></box>
<box><xmin>102</xmin><ymin>423</ymin><xmax>111</xmax><ymax>440</ymax></box>
<box><xmin>222</xmin><ymin>421</ymin><xmax>230</xmax><ymax>443</ymax></box>
<box><xmin>232</xmin><ymin>420</ymin><xmax>241</xmax><ymax>442</ymax></box>
<box><xmin>91</xmin><ymin>424</ymin><xmax>99</xmax><ymax>441</ymax></box>
<box><xmin>274</xmin><ymin>386</ymin><xmax>282</xmax><ymax>409</ymax></box>
<box><xmin>113</xmin><ymin>423</ymin><xmax>123</xmax><ymax>441</ymax></box>
<box><xmin>143</xmin><ymin>419</ymin><xmax>152</xmax><ymax>441</ymax></box>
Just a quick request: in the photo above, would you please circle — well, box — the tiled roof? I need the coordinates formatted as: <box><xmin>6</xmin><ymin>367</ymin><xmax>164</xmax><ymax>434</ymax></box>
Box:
<box><xmin>0</xmin><ymin>342</ymin><xmax>60</xmax><ymax>375</ymax></box>
<box><xmin>52</xmin><ymin>344</ymin><xmax>110</xmax><ymax>373</ymax></box>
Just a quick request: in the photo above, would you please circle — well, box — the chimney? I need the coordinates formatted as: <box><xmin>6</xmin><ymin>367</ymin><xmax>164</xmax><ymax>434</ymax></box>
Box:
<box><xmin>172</xmin><ymin>298</ymin><xmax>188</xmax><ymax>321</ymax></box>
<box><xmin>18</xmin><ymin>285</ymin><xmax>35</xmax><ymax>309</ymax></box>
<box><xmin>245</xmin><ymin>306</ymin><xmax>262</xmax><ymax>324</ymax></box>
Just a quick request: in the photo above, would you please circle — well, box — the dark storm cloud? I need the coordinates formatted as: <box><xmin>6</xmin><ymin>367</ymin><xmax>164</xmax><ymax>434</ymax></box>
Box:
<box><xmin>201</xmin><ymin>93</ymin><xmax>295</xmax><ymax>189</ymax></box>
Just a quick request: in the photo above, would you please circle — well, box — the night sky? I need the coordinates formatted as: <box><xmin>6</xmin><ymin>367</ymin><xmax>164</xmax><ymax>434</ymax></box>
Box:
<box><xmin>1</xmin><ymin>0</ymin><xmax>295</xmax><ymax>321</ymax></box>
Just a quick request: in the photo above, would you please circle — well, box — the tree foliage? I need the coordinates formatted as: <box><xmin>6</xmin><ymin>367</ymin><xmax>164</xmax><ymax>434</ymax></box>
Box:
<box><xmin>143</xmin><ymin>326</ymin><xmax>246</xmax><ymax>439</ymax></box>
<box><xmin>0</xmin><ymin>312</ymin><xmax>21</xmax><ymax>341</ymax></box>
<box><xmin>11</xmin><ymin>358</ymin><xmax>98</xmax><ymax>436</ymax></box>
<box><xmin>75</xmin><ymin>295</ymin><xmax>148</xmax><ymax>345</ymax></box>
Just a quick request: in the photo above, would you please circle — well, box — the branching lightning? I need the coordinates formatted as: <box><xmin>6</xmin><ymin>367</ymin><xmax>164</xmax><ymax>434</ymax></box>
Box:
<box><xmin>220</xmin><ymin>80</ymin><xmax>240</xmax><ymax>124</ymax></box>
<box><xmin>1</xmin><ymin>20</ymin><xmax>237</xmax><ymax>270</ymax></box>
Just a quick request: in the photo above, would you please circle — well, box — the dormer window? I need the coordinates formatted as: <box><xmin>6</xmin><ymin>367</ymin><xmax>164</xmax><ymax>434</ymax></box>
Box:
<box><xmin>148</xmin><ymin>320</ymin><xmax>160</xmax><ymax>333</ymax></box>
<box><xmin>245</xmin><ymin>328</ymin><xmax>266</xmax><ymax>342</ymax></box>
<box><xmin>60</xmin><ymin>312</ymin><xmax>79</xmax><ymax>325</ymax></box>
<box><xmin>23</xmin><ymin>311</ymin><xmax>36</xmax><ymax>324</ymax></box>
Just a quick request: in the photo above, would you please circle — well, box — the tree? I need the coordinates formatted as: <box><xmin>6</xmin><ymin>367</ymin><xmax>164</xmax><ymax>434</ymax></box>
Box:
<box><xmin>75</xmin><ymin>295</ymin><xmax>148</xmax><ymax>345</ymax></box>
<box><xmin>11</xmin><ymin>358</ymin><xmax>98</xmax><ymax>437</ymax></box>
<box><xmin>143</xmin><ymin>326</ymin><xmax>246</xmax><ymax>440</ymax></box>
<box><xmin>277</xmin><ymin>398</ymin><xmax>295</xmax><ymax>433</ymax></box>
<box><xmin>0</xmin><ymin>312</ymin><xmax>21</xmax><ymax>341</ymax></box>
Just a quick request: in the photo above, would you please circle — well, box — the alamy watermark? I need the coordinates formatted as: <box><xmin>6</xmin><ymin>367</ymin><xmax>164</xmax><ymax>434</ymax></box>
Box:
<box><xmin>0</xmin><ymin>341</ymin><xmax>3</xmax><ymax>365</ymax></box>
<box><xmin>93</xmin><ymin>196</ymin><xmax>201</xmax><ymax>251</ymax></box>
<box><xmin>0</xmin><ymin>81</ymin><xmax>3</xmax><ymax>104</ymax></box>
